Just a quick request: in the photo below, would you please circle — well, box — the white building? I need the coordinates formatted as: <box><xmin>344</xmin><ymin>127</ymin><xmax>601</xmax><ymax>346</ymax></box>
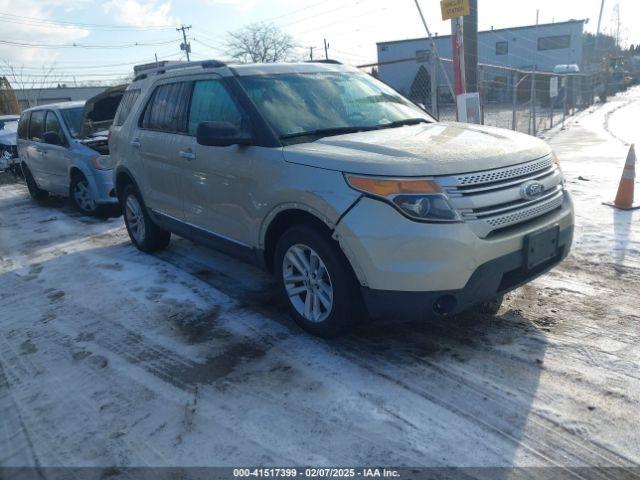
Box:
<box><xmin>14</xmin><ymin>86</ymin><xmax>109</xmax><ymax>111</ymax></box>
<box><xmin>377</xmin><ymin>19</ymin><xmax>586</xmax><ymax>102</ymax></box>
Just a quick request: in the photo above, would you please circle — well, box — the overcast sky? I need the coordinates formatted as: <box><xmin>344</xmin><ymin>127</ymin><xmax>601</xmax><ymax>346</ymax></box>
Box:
<box><xmin>0</xmin><ymin>0</ymin><xmax>636</xmax><ymax>85</ymax></box>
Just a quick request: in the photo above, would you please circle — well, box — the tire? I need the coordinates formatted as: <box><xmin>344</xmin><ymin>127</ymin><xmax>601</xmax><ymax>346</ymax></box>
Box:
<box><xmin>70</xmin><ymin>173</ymin><xmax>102</xmax><ymax>216</ymax></box>
<box><xmin>476</xmin><ymin>295</ymin><xmax>504</xmax><ymax>315</ymax></box>
<box><xmin>274</xmin><ymin>224</ymin><xmax>362</xmax><ymax>337</ymax></box>
<box><xmin>121</xmin><ymin>183</ymin><xmax>171</xmax><ymax>253</ymax></box>
<box><xmin>22</xmin><ymin>164</ymin><xmax>49</xmax><ymax>201</ymax></box>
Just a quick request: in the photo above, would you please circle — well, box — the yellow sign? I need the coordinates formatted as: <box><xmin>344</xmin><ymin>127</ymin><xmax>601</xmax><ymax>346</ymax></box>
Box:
<box><xmin>440</xmin><ymin>0</ymin><xmax>470</xmax><ymax>20</ymax></box>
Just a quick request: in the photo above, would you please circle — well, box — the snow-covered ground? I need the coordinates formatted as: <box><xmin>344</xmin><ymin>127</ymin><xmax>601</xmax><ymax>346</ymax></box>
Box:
<box><xmin>1</xmin><ymin>89</ymin><xmax>639</xmax><ymax>475</ymax></box>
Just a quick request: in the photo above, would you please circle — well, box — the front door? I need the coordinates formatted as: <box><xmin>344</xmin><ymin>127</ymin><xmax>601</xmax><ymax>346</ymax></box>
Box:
<box><xmin>42</xmin><ymin>110</ymin><xmax>71</xmax><ymax>194</ymax></box>
<box><xmin>183</xmin><ymin>78</ymin><xmax>255</xmax><ymax>246</ymax></box>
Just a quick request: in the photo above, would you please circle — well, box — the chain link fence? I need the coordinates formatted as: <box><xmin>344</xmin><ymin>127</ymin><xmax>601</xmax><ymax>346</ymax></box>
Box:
<box><xmin>380</xmin><ymin>56</ymin><xmax>600</xmax><ymax>137</ymax></box>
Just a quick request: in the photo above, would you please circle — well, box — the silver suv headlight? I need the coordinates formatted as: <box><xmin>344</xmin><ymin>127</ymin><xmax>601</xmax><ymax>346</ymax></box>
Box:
<box><xmin>345</xmin><ymin>174</ymin><xmax>461</xmax><ymax>222</ymax></box>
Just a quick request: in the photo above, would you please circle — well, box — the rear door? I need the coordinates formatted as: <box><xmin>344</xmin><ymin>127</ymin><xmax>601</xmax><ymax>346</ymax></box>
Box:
<box><xmin>136</xmin><ymin>81</ymin><xmax>192</xmax><ymax>220</ymax></box>
<box><xmin>25</xmin><ymin>110</ymin><xmax>48</xmax><ymax>186</ymax></box>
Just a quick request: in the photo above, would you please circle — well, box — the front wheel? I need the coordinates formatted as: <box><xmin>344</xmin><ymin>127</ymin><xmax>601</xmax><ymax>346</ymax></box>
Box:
<box><xmin>121</xmin><ymin>184</ymin><xmax>171</xmax><ymax>253</ymax></box>
<box><xmin>275</xmin><ymin>224</ymin><xmax>362</xmax><ymax>337</ymax></box>
<box><xmin>70</xmin><ymin>174</ymin><xmax>100</xmax><ymax>216</ymax></box>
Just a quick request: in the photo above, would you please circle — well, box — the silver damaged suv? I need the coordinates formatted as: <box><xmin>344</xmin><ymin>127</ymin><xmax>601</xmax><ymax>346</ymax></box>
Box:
<box><xmin>110</xmin><ymin>60</ymin><xmax>574</xmax><ymax>337</ymax></box>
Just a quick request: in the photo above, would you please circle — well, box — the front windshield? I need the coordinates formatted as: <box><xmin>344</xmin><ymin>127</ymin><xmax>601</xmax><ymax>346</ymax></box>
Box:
<box><xmin>60</xmin><ymin>107</ymin><xmax>84</xmax><ymax>138</ymax></box>
<box><xmin>238</xmin><ymin>71</ymin><xmax>434</xmax><ymax>140</ymax></box>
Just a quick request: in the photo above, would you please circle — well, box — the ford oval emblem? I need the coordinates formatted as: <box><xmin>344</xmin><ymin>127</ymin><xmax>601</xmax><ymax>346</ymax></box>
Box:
<box><xmin>520</xmin><ymin>181</ymin><xmax>545</xmax><ymax>200</ymax></box>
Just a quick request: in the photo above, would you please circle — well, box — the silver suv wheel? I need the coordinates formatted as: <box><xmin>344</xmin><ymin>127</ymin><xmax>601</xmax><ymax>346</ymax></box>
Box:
<box><xmin>125</xmin><ymin>194</ymin><xmax>146</xmax><ymax>243</ymax></box>
<box><xmin>282</xmin><ymin>244</ymin><xmax>333</xmax><ymax>323</ymax></box>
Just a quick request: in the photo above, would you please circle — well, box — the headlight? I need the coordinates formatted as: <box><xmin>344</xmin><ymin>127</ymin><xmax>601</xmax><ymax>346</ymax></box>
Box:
<box><xmin>345</xmin><ymin>175</ymin><xmax>461</xmax><ymax>222</ymax></box>
<box><xmin>91</xmin><ymin>155</ymin><xmax>115</xmax><ymax>170</ymax></box>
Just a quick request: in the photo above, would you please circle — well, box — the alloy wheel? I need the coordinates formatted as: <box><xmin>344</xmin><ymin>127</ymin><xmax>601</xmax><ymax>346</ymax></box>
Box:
<box><xmin>73</xmin><ymin>179</ymin><xmax>96</xmax><ymax>212</ymax></box>
<box><xmin>125</xmin><ymin>194</ymin><xmax>146</xmax><ymax>244</ymax></box>
<box><xmin>282</xmin><ymin>244</ymin><xmax>333</xmax><ymax>323</ymax></box>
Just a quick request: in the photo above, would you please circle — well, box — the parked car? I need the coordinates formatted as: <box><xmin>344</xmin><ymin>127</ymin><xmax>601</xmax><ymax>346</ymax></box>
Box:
<box><xmin>17</xmin><ymin>85</ymin><xmax>125</xmax><ymax>215</ymax></box>
<box><xmin>0</xmin><ymin>114</ymin><xmax>19</xmax><ymax>173</ymax></box>
<box><xmin>111</xmin><ymin>60</ymin><xmax>574</xmax><ymax>337</ymax></box>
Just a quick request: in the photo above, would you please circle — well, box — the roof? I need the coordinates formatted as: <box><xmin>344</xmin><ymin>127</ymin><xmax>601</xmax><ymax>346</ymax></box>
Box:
<box><xmin>377</xmin><ymin>19</ymin><xmax>587</xmax><ymax>46</ymax></box>
<box><xmin>131</xmin><ymin>60</ymin><xmax>357</xmax><ymax>85</ymax></box>
<box><xmin>23</xmin><ymin>100</ymin><xmax>85</xmax><ymax>113</ymax></box>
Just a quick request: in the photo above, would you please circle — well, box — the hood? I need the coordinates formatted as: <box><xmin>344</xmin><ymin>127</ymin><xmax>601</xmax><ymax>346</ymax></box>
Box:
<box><xmin>0</xmin><ymin>128</ymin><xmax>16</xmax><ymax>146</ymax></box>
<box><xmin>80</xmin><ymin>84</ymin><xmax>126</xmax><ymax>139</ymax></box>
<box><xmin>0</xmin><ymin>119</ymin><xmax>18</xmax><ymax>146</ymax></box>
<box><xmin>282</xmin><ymin>122</ymin><xmax>551</xmax><ymax>177</ymax></box>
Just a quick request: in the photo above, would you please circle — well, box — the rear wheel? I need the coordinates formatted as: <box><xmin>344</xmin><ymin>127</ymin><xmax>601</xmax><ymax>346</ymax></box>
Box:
<box><xmin>70</xmin><ymin>173</ymin><xmax>100</xmax><ymax>216</ymax></box>
<box><xmin>275</xmin><ymin>224</ymin><xmax>362</xmax><ymax>337</ymax></box>
<box><xmin>121</xmin><ymin>184</ymin><xmax>171</xmax><ymax>252</ymax></box>
<box><xmin>22</xmin><ymin>164</ymin><xmax>49</xmax><ymax>201</ymax></box>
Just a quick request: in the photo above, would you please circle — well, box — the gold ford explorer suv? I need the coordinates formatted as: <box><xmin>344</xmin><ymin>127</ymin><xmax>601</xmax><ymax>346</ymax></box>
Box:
<box><xmin>110</xmin><ymin>60</ymin><xmax>574</xmax><ymax>337</ymax></box>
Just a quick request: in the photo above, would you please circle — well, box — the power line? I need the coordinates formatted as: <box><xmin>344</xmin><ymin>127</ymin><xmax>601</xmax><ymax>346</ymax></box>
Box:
<box><xmin>0</xmin><ymin>39</ymin><xmax>179</xmax><ymax>49</ymax></box>
<box><xmin>0</xmin><ymin>11</ymin><xmax>176</xmax><ymax>30</ymax></box>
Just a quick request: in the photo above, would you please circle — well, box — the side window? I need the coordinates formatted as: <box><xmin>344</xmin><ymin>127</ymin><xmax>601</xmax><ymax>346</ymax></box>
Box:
<box><xmin>29</xmin><ymin>110</ymin><xmax>45</xmax><ymax>142</ymax></box>
<box><xmin>141</xmin><ymin>82</ymin><xmax>191</xmax><ymax>133</ymax></box>
<box><xmin>113</xmin><ymin>89</ymin><xmax>140</xmax><ymax>126</ymax></box>
<box><xmin>44</xmin><ymin>111</ymin><xmax>65</xmax><ymax>144</ymax></box>
<box><xmin>17</xmin><ymin>112</ymin><xmax>30</xmax><ymax>140</ymax></box>
<box><xmin>188</xmin><ymin>80</ymin><xmax>242</xmax><ymax>136</ymax></box>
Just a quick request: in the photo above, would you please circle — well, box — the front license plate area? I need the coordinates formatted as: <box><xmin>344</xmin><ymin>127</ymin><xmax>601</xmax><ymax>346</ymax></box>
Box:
<box><xmin>524</xmin><ymin>226</ymin><xmax>560</xmax><ymax>270</ymax></box>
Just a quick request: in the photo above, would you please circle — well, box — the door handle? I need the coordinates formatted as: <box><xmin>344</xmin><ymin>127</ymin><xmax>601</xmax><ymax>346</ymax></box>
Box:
<box><xmin>179</xmin><ymin>150</ymin><xmax>196</xmax><ymax>160</ymax></box>
<box><xmin>130</xmin><ymin>139</ymin><xmax>141</xmax><ymax>148</ymax></box>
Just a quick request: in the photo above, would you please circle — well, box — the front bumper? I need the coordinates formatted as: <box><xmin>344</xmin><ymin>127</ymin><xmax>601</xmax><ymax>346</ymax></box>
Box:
<box><xmin>334</xmin><ymin>192</ymin><xmax>574</xmax><ymax>320</ymax></box>
<box><xmin>361</xmin><ymin>226</ymin><xmax>572</xmax><ymax>320</ymax></box>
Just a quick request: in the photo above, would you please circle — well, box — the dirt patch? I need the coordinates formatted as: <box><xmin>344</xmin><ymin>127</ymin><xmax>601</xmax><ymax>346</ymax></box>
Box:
<box><xmin>165</xmin><ymin>306</ymin><xmax>228</xmax><ymax>344</ymax></box>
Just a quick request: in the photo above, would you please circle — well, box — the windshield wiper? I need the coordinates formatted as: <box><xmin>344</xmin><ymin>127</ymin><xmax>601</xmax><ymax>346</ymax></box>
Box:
<box><xmin>280</xmin><ymin>126</ymin><xmax>379</xmax><ymax>140</ymax></box>
<box><xmin>376</xmin><ymin>118</ymin><xmax>431</xmax><ymax>129</ymax></box>
<box><xmin>280</xmin><ymin>118</ymin><xmax>431</xmax><ymax>141</ymax></box>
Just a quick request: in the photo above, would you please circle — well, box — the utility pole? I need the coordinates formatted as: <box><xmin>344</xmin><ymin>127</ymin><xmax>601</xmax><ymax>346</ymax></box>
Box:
<box><xmin>176</xmin><ymin>25</ymin><xmax>192</xmax><ymax>61</ymax></box>
<box><xmin>324</xmin><ymin>39</ymin><xmax>329</xmax><ymax>60</ymax></box>
<box><xmin>530</xmin><ymin>10</ymin><xmax>539</xmax><ymax>136</ymax></box>
<box><xmin>309</xmin><ymin>46</ymin><xmax>315</xmax><ymax>61</ymax></box>
<box><xmin>463</xmin><ymin>0</ymin><xmax>478</xmax><ymax>93</ymax></box>
<box><xmin>595</xmin><ymin>0</ymin><xmax>605</xmax><ymax>59</ymax></box>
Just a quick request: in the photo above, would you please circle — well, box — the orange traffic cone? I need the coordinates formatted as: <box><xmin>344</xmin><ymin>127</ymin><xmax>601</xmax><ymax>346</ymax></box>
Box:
<box><xmin>604</xmin><ymin>144</ymin><xmax>639</xmax><ymax>210</ymax></box>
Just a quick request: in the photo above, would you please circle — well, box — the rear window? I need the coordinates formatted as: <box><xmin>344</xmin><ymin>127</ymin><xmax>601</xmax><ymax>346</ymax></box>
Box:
<box><xmin>29</xmin><ymin>110</ymin><xmax>45</xmax><ymax>142</ymax></box>
<box><xmin>17</xmin><ymin>112</ymin><xmax>30</xmax><ymax>139</ymax></box>
<box><xmin>113</xmin><ymin>89</ymin><xmax>140</xmax><ymax>127</ymax></box>
<box><xmin>140</xmin><ymin>82</ymin><xmax>191</xmax><ymax>133</ymax></box>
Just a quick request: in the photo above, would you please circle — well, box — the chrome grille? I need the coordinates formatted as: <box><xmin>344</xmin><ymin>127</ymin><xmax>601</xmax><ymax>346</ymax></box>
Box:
<box><xmin>438</xmin><ymin>155</ymin><xmax>565</xmax><ymax>237</ymax></box>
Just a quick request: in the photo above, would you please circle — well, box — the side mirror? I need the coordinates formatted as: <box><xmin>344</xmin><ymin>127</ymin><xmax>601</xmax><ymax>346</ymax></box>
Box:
<box><xmin>196</xmin><ymin>121</ymin><xmax>252</xmax><ymax>147</ymax></box>
<box><xmin>43</xmin><ymin>131</ymin><xmax>63</xmax><ymax>146</ymax></box>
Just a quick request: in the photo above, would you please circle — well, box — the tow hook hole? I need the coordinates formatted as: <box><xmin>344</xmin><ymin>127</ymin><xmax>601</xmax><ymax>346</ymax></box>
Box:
<box><xmin>433</xmin><ymin>295</ymin><xmax>457</xmax><ymax>316</ymax></box>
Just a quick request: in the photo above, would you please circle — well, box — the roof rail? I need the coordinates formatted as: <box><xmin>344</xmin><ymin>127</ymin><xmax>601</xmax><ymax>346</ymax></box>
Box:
<box><xmin>132</xmin><ymin>59</ymin><xmax>227</xmax><ymax>82</ymax></box>
<box><xmin>306</xmin><ymin>59</ymin><xmax>342</xmax><ymax>65</ymax></box>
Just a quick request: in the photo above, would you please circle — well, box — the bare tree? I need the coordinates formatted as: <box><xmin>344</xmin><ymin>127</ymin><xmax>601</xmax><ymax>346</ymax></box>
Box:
<box><xmin>225</xmin><ymin>22</ymin><xmax>296</xmax><ymax>64</ymax></box>
<box><xmin>1</xmin><ymin>60</ymin><xmax>61</xmax><ymax>109</ymax></box>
